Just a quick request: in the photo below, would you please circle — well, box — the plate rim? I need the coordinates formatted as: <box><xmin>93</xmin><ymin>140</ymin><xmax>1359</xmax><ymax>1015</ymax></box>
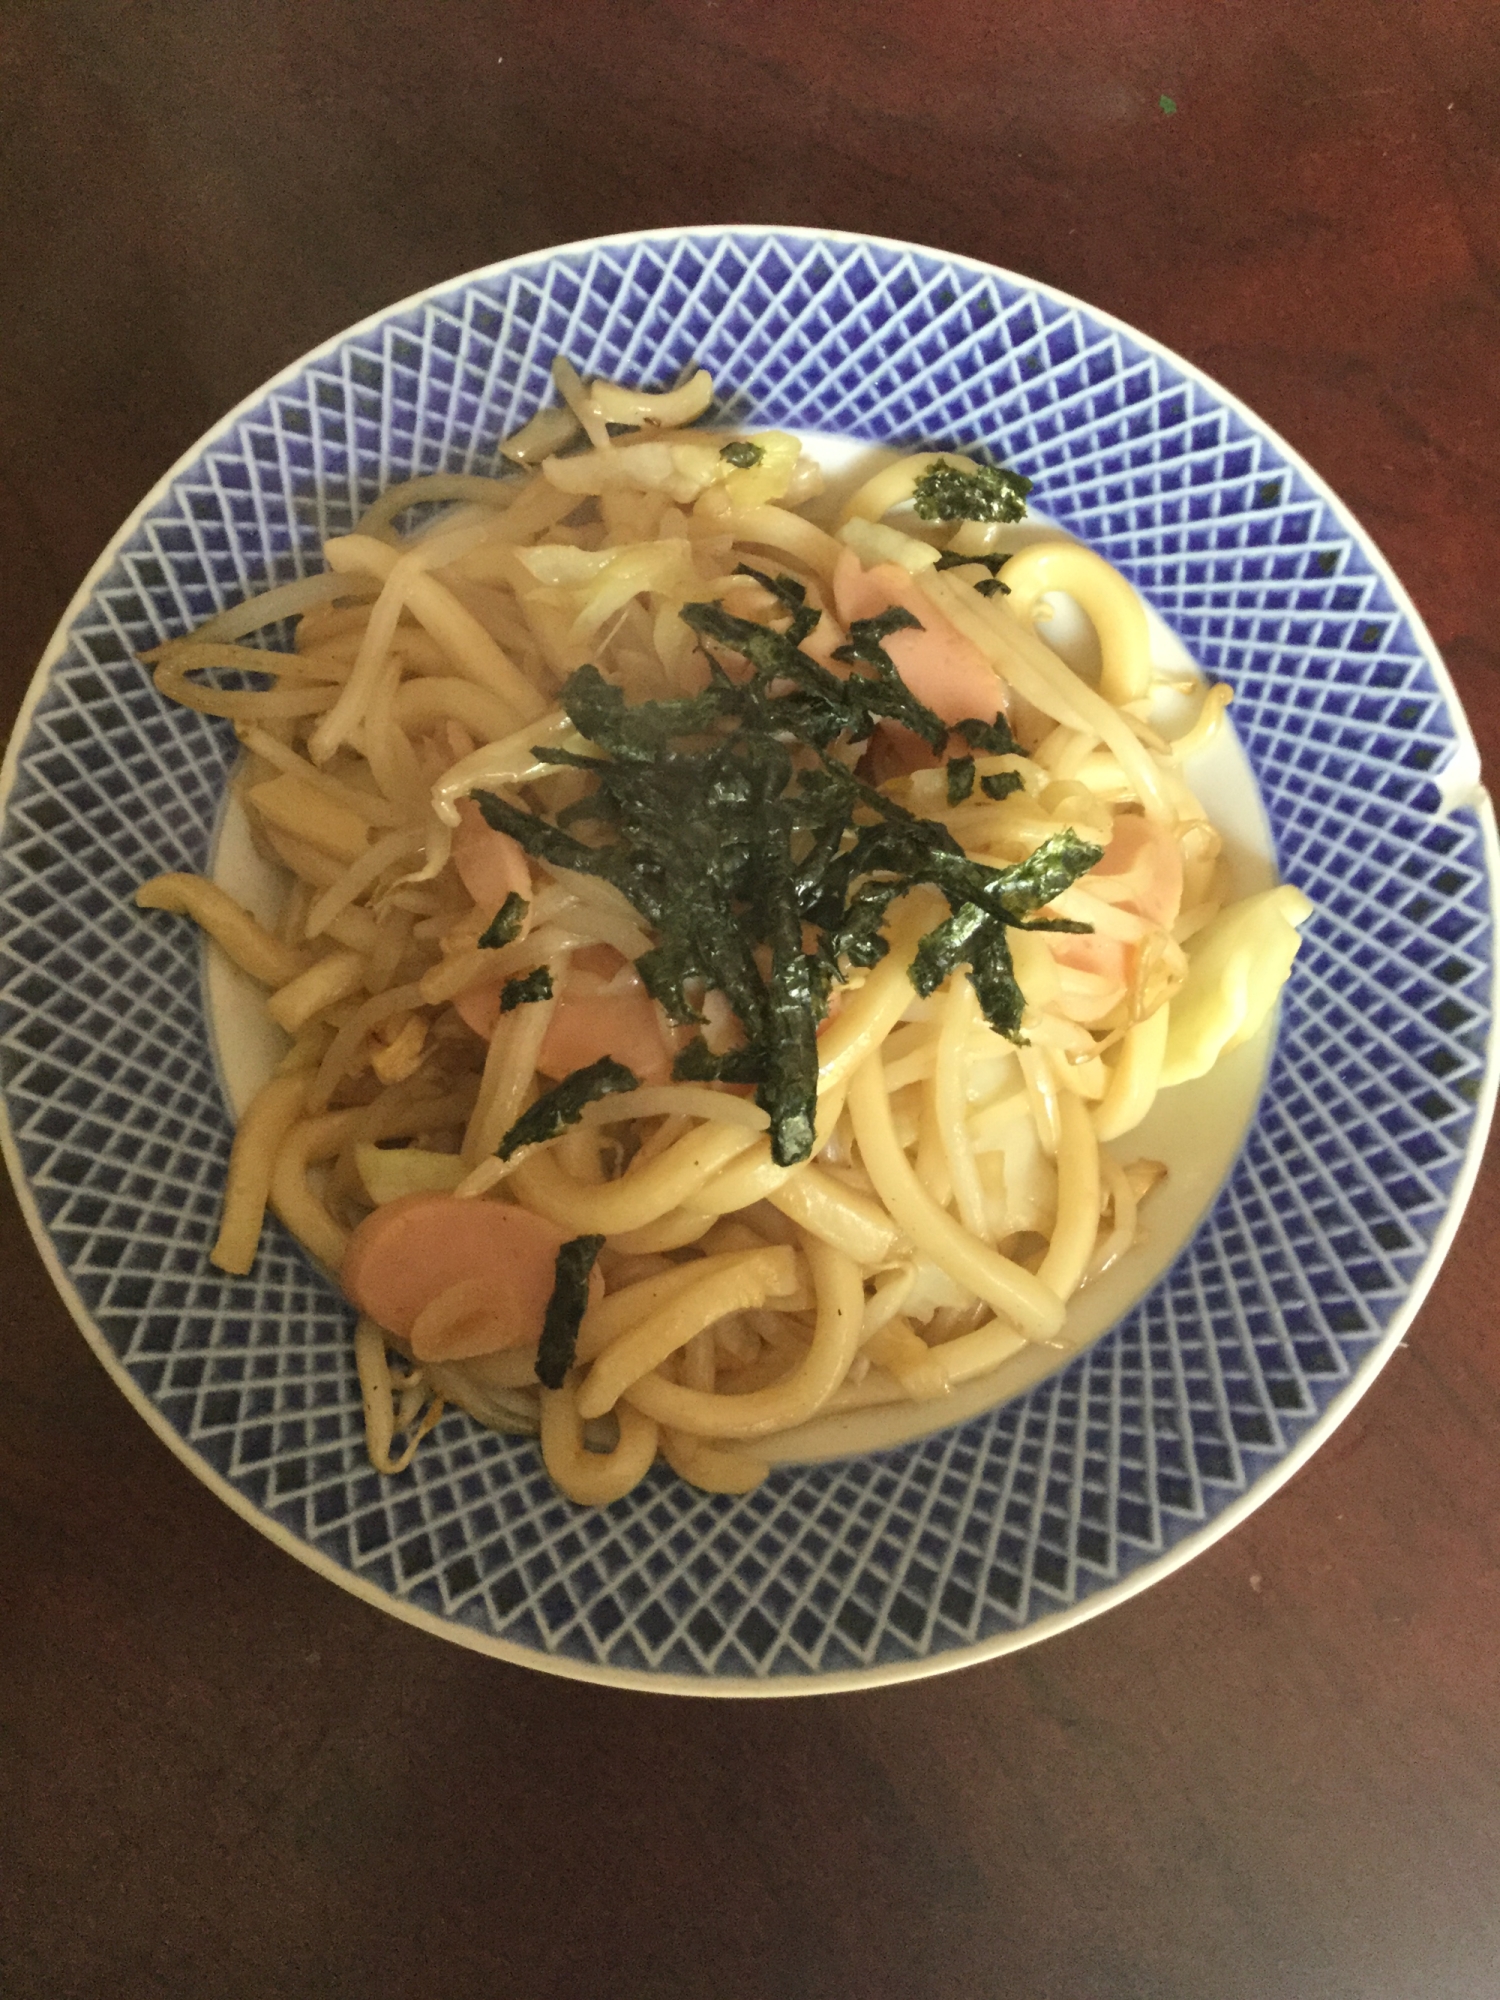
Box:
<box><xmin>4</xmin><ymin>221</ymin><xmax>1497</xmax><ymax>1696</ymax></box>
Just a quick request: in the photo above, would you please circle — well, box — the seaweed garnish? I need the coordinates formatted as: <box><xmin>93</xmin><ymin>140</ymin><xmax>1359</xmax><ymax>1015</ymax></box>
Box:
<box><xmin>471</xmin><ymin>586</ymin><xmax>1101</xmax><ymax>1161</ymax></box>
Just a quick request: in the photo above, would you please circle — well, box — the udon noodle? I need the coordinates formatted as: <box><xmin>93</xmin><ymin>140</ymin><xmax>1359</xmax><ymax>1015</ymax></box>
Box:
<box><xmin>137</xmin><ymin>359</ymin><xmax>1311</xmax><ymax>1503</ymax></box>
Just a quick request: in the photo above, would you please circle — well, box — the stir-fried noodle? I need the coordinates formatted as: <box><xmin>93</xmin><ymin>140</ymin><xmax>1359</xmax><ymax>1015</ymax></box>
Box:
<box><xmin>138</xmin><ymin>360</ymin><xmax>1311</xmax><ymax>1503</ymax></box>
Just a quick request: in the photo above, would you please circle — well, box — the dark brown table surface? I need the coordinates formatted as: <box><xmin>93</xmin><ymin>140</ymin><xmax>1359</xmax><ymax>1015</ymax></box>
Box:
<box><xmin>3</xmin><ymin>5</ymin><xmax>1498</xmax><ymax>1996</ymax></box>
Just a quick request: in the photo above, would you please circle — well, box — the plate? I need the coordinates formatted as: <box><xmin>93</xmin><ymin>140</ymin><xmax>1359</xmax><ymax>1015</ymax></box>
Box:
<box><xmin>2</xmin><ymin>227</ymin><xmax>1494</xmax><ymax>1692</ymax></box>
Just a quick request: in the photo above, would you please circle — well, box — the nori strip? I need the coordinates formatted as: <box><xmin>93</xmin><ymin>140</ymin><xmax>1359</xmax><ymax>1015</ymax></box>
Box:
<box><xmin>980</xmin><ymin>770</ymin><xmax>1024</xmax><ymax>801</ymax></box>
<box><xmin>934</xmin><ymin>549</ymin><xmax>1011</xmax><ymax>579</ymax></box>
<box><xmin>831</xmin><ymin>609</ymin><xmax>948</xmax><ymax>754</ymax></box>
<box><xmin>535</xmin><ymin>1234</ymin><xmax>605</xmax><ymax>1390</ymax></box>
<box><xmin>911</xmin><ymin>459</ymin><xmax>1032</xmax><ymax>524</ymax></box>
<box><xmin>466</xmin><ymin>588</ymin><xmax>1104</xmax><ymax>1147</ymax></box>
<box><xmin>500</xmin><ymin>965</ymin><xmax>554</xmax><ymax>1012</ymax></box>
<box><xmin>495</xmin><ymin>1057</ymin><xmax>640</xmax><ymax>1160</ymax></box>
<box><xmin>954</xmin><ymin>714</ymin><xmax>1024</xmax><ymax>758</ymax></box>
<box><xmin>478</xmin><ymin>892</ymin><xmax>529</xmax><ymax>950</ymax></box>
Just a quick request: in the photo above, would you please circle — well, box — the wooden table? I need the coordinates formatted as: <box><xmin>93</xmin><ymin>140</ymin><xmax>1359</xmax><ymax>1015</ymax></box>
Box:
<box><xmin>3</xmin><ymin>6</ymin><xmax>1497</xmax><ymax>1995</ymax></box>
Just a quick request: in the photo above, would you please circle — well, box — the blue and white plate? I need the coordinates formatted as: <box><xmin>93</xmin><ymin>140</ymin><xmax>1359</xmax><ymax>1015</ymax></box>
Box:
<box><xmin>2</xmin><ymin>228</ymin><xmax>1494</xmax><ymax>1692</ymax></box>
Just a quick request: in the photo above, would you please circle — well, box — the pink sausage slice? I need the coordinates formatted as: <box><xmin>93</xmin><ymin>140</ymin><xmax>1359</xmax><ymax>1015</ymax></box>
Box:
<box><xmin>453</xmin><ymin>799</ymin><xmax>532</xmax><ymax>914</ymax></box>
<box><xmin>1089</xmin><ymin>812</ymin><xmax>1183</xmax><ymax>929</ymax></box>
<box><xmin>538</xmin><ymin>946</ymin><xmax>673</xmax><ymax>1085</ymax></box>
<box><xmin>447</xmin><ymin>802</ymin><xmax>535</xmax><ymax>1040</ymax></box>
<box><xmin>538</xmin><ymin>987</ymin><xmax>671</xmax><ymax>1084</ymax></box>
<box><xmin>863</xmin><ymin>722</ymin><xmax>945</xmax><ymax>786</ymax></box>
<box><xmin>342</xmin><ymin>1192</ymin><xmax>575</xmax><ymax>1360</ymax></box>
<box><xmin>833</xmin><ymin>551</ymin><xmax>1005</xmax><ymax>726</ymax></box>
<box><xmin>1048</xmin><ymin>815</ymin><xmax>1184</xmax><ymax>988</ymax></box>
<box><xmin>450</xmin><ymin>944</ymin><xmax>675</xmax><ymax>1080</ymax></box>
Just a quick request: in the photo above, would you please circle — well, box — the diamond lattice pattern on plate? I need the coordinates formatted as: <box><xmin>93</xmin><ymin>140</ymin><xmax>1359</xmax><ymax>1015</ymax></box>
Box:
<box><xmin>1</xmin><ymin>231</ymin><xmax>1490</xmax><ymax>1681</ymax></box>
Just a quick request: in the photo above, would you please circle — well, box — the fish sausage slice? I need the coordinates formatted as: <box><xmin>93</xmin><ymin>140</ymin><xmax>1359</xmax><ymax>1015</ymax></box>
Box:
<box><xmin>1049</xmin><ymin>813</ymin><xmax>1185</xmax><ymax>988</ymax></box>
<box><xmin>342</xmin><ymin>1191</ymin><xmax>578</xmax><ymax>1361</ymax></box>
<box><xmin>452</xmin><ymin>798</ymin><xmax>532</xmax><ymax>913</ymax></box>
<box><xmin>537</xmin><ymin>947</ymin><xmax>672</xmax><ymax>1084</ymax></box>
<box><xmin>832</xmin><ymin>550</ymin><xmax>1006</xmax><ymax>725</ymax></box>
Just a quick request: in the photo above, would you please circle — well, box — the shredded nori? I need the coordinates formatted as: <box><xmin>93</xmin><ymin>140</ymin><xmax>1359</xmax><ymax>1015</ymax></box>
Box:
<box><xmin>495</xmin><ymin>1057</ymin><xmax>640</xmax><ymax>1160</ymax></box>
<box><xmin>535</xmin><ymin>1234</ymin><xmax>604</xmax><ymax>1390</ymax></box>
<box><xmin>934</xmin><ymin>549</ymin><xmax>1011</xmax><ymax>576</ymax></box>
<box><xmin>478</xmin><ymin>892</ymin><xmax>528</xmax><ymax>949</ymax></box>
<box><xmin>735</xmin><ymin>562</ymin><xmax>805</xmax><ymax>610</ymax></box>
<box><xmin>672</xmin><ymin>1040</ymin><xmax>764</xmax><ymax>1086</ymax></box>
<box><xmin>500</xmin><ymin>965</ymin><xmax>554</xmax><ymax>1012</ymax></box>
<box><xmin>954</xmin><ymin>714</ymin><xmax>1023</xmax><ymax>758</ymax></box>
<box><xmin>934</xmin><ymin>549</ymin><xmax>1011</xmax><ymax>595</ymax></box>
<box><xmin>830</xmin><ymin>609</ymin><xmax>949</xmax><ymax>754</ymax></box>
<box><xmin>980</xmin><ymin>770</ymin><xmax>1024</xmax><ymax>802</ymax></box>
<box><xmin>470</xmin><ymin>580</ymin><xmax>1102</xmax><ymax>1164</ymax></box>
<box><xmin>911</xmin><ymin>459</ymin><xmax>1032</xmax><ymax>524</ymax></box>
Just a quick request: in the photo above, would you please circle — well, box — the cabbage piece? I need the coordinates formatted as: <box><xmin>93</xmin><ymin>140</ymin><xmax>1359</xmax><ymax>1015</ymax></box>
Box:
<box><xmin>540</xmin><ymin>430</ymin><xmax>811</xmax><ymax>509</ymax></box>
<box><xmin>355</xmin><ymin>1142</ymin><xmax>468</xmax><ymax>1204</ymax></box>
<box><xmin>1160</xmin><ymin>885</ymin><xmax>1313</xmax><ymax>1088</ymax></box>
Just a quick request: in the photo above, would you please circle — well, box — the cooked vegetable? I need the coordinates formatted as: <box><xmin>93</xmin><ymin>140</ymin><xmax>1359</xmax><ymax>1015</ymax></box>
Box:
<box><xmin>1160</xmin><ymin>886</ymin><xmax>1313</xmax><ymax>1087</ymax></box>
